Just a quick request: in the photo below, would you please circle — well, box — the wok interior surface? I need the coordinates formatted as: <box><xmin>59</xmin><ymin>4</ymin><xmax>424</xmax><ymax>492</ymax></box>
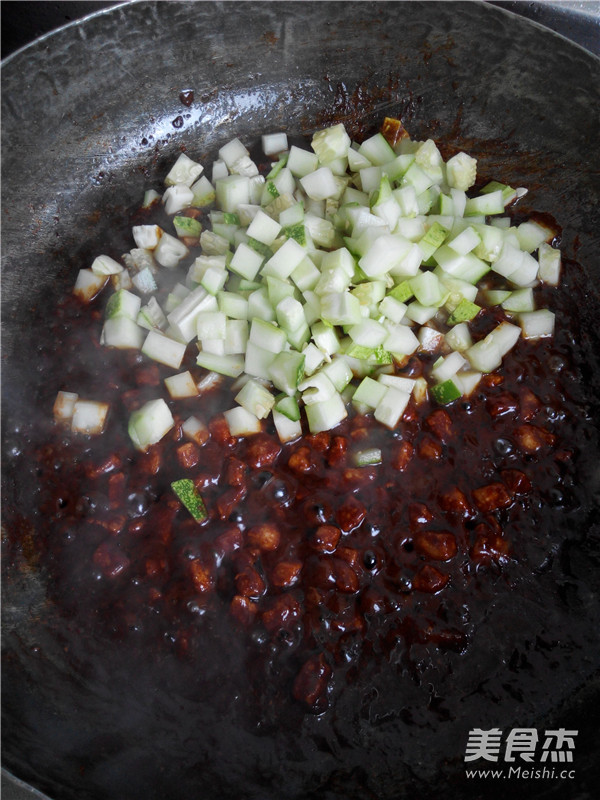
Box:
<box><xmin>2</xmin><ymin>2</ymin><xmax>600</xmax><ymax>798</ymax></box>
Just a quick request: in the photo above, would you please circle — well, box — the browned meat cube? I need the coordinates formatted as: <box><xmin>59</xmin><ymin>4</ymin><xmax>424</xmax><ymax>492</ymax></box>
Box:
<box><xmin>216</xmin><ymin>486</ymin><xmax>246</xmax><ymax>521</ymax></box>
<box><xmin>342</xmin><ymin>467</ymin><xmax>376</xmax><ymax>485</ymax></box>
<box><xmin>408</xmin><ymin>502</ymin><xmax>434</xmax><ymax>530</ymax></box>
<box><xmin>288</xmin><ymin>446</ymin><xmax>316</xmax><ymax>474</ymax></box>
<box><xmin>176</xmin><ymin>442</ymin><xmax>201</xmax><ymax>470</ymax></box>
<box><xmin>310</xmin><ymin>525</ymin><xmax>341</xmax><ymax>554</ymax></box>
<box><xmin>486</xmin><ymin>391</ymin><xmax>518</xmax><ymax>418</ymax></box>
<box><xmin>139</xmin><ymin>448</ymin><xmax>161</xmax><ymax>475</ymax></box>
<box><xmin>245</xmin><ymin>434</ymin><xmax>282</xmax><ymax>469</ymax></box>
<box><xmin>225</xmin><ymin>456</ymin><xmax>248</xmax><ymax>487</ymax></box>
<box><xmin>391</xmin><ymin>440</ymin><xmax>414</xmax><ymax>472</ymax></box>
<box><xmin>271</xmin><ymin>560</ymin><xmax>303</xmax><ymax>588</ymax></box>
<box><xmin>414</xmin><ymin>531</ymin><xmax>457</xmax><ymax>561</ymax></box>
<box><xmin>92</xmin><ymin>540</ymin><xmax>130</xmax><ymax>579</ymax></box>
<box><xmin>189</xmin><ymin>559</ymin><xmax>215</xmax><ymax>593</ymax></box>
<box><xmin>425</xmin><ymin>409</ymin><xmax>453</xmax><ymax>442</ymax></box>
<box><xmin>247</xmin><ymin>523</ymin><xmax>281</xmax><ymax>552</ymax></box>
<box><xmin>471</xmin><ymin>532</ymin><xmax>511</xmax><ymax>563</ymax></box>
<box><xmin>235</xmin><ymin>565</ymin><xmax>265</xmax><ymax>598</ymax></box>
<box><xmin>214</xmin><ymin>527</ymin><xmax>244</xmax><ymax>557</ymax></box>
<box><xmin>514</xmin><ymin>424</ymin><xmax>556</xmax><ymax>453</ymax></box>
<box><xmin>292</xmin><ymin>653</ymin><xmax>331</xmax><ymax>708</ymax></box>
<box><xmin>332</xmin><ymin>558</ymin><xmax>359</xmax><ymax>594</ymax></box>
<box><xmin>85</xmin><ymin>454</ymin><xmax>122</xmax><ymax>479</ymax></box>
<box><xmin>418</xmin><ymin>436</ymin><xmax>443</xmax><ymax>461</ymax></box>
<box><xmin>472</xmin><ymin>482</ymin><xmax>513</xmax><ymax>512</ymax></box>
<box><xmin>412</xmin><ymin>564</ymin><xmax>449</xmax><ymax>593</ymax></box>
<box><xmin>438</xmin><ymin>487</ymin><xmax>473</xmax><ymax>517</ymax></box>
<box><xmin>209</xmin><ymin>416</ymin><xmax>236</xmax><ymax>446</ymax></box>
<box><xmin>230</xmin><ymin>595</ymin><xmax>258</xmax><ymax>626</ymax></box>
<box><xmin>519</xmin><ymin>387</ymin><xmax>542</xmax><ymax>421</ymax></box>
<box><xmin>134</xmin><ymin>364</ymin><xmax>161</xmax><ymax>386</ymax></box>
<box><xmin>327</xmin><ymin>436</ymin><xmax>348</xmax><ymax>467</ymax></box>
<box><xmin>336</xmin><ymin>546</ymin><xmax>360</xmax><ymax>569</ymax></box>
<box><xmin>262</xmin><ymin>594</ymin><xmax>301</xmax><ymax>633</ymax></box>
<box><xmin>336</xmin><ymin>497</ymin><xmax>367</xmax><ymax>533</ymax></box>
<box><xmin>108</xmin><ymin>472</ymin><xmax>126</xmax><ymax>508</ymax></box>
<box><xmin>306</xmin><ymin>431</ymin><xmax>331</xmax><ymax>454</ymax></box>
<box><xmin>500</xmin><ymin>469</ymin><xmax>532</xmax><ymax>495</ymax></box>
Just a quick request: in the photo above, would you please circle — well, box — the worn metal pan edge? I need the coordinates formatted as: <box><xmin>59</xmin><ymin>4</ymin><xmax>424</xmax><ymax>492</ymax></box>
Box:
<box><xmin>2</xmin><ymin>2</ymin><xmax>600</xmax><ymax>799</ymax></box>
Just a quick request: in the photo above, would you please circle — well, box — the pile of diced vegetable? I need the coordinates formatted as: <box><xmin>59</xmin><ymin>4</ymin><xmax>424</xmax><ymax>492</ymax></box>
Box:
<box><xmin>64</xmin><ymin>118</ymin><xmax>561</xmax><ymax>450</ymax></box>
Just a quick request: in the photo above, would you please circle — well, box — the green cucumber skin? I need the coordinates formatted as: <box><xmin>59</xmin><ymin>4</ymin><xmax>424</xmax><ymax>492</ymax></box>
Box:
<box><xmin>171</xmin><ymin>479</ymin><xmax>207</xmax><ymax>521</ymax></box>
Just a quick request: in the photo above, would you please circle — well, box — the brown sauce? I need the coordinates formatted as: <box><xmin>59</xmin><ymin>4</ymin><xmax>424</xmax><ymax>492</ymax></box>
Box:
<box><xmin>3</xmin><ymin>149</ymin><xmax>600</xmax><ymax>800</ymax></box>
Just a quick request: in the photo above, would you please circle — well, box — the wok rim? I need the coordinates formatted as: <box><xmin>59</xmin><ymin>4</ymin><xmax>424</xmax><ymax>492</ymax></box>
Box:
<box><xmin>2</xmin><ymin>3</ymin><xmax>600</xmax><ymax>800</ymax></box>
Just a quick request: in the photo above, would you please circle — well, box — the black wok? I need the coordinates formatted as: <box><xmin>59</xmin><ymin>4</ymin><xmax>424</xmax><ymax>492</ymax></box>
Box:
<box><xmin>2</xmin><ymin>2</ymin><xmax>600</xmax><ymax>799</ymax></box>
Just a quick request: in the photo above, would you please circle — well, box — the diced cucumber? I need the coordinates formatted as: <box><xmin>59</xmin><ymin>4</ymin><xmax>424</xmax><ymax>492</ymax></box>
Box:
<box><xmin>223</xmin><ymin>406</ymin><xmax>262</xmax><ymax>436</ymax></box>
<box><xmin>353</xmin><ymin>448</ymin><xmax>382</xmax><ymax>466</ymax></box>
<box><xmin>446</xmin><ymin>152</ymin><xmax>477</xmax><ymax>191</ymax></box>
<box><xmin>447</xmin><ymin>298</ymin><xmax>481</xmax><ymax>325</ymax></box>
<box><xmin>321</xmin><ymin>357</ymin><xmax>353</xmax><ymax>392</ymax></box>
<box><xmin>248</xmin><ymin>288</ymin><xmax>276</xmax><ymax>323</ymax></box>
<box><xmin>302</xmin><ymin>342</ymin><xmax>326</xmax><ymax>375</ymax></box>
<box><xmin>163</xmin><ymin>185</ymin><xmax>194</xmax><ymax>215</ymax></box>
<box><xmin>261</xmin><ymin>237</ymin><xmax>306</xmax><ymax>279</ymax></box>
<box><xmin>218</xmin><ymin>291</ymin><xmax>249</xmax><ymax>320</ymax></box>
<box><xmin>173</xmin><ymin>215</ymin><xmax>202</xmax><ymax>239</ymax></box>
<box><xmin>537</xmin><ymin>243</ymin><xmax>561</xmax><ymax>285</ymax></box>
<box><xmin>244</xmin><ymin>341</ymin><xmax>277</xmax><ymax>379</ymax></box>
<box><xmin>501</xmin><ymin>288</ymin><xmax>535</xmax><ymax>313</ymax></box>
<box><xmin>348</xmin><ymin>318</ymin><xmax>388</xmax><ymax>348</ymax></box>
<box><xmin>464</xmin><ymin>190</ymin><xmax>504</xmax><ymax>217</ymax></box>
<box><xmin>480</xmin><ymin>180</ymin><xmax>517</xmax><ymax>206</ymax></box>
<box><xmin>53</xmin><ymin>390</ymin><xmax>78</xmax><ymax>423</ymax></box>
<box><xmin>235</xmin><ymin>379</ymin><xmax>275</xmax><ymax>419</ymax></box>
<box><xmin>196</xmin><ymin>352</ymin><xmax>245</xmax><ymax>377</ymax></box>
<box><xmin>405</xmin><ymin>301</ymin><xmax>438</xmax><ymax>325</ymax></box>
<box><xmin>165</xmin><ymin>153</ymin><xmax>203</xmax><ymax>187</ymax></box>
<box><xmin>484</xmin><ymin>289</ymin><xmax>512</xmax><ymax>306</ymax></box>
<box><xmin>275</xmin><ymin>393</ymin><xmax>301</xmax><ymax>422</ymax></box>
<box><xmin>70</xmin><ymin>399</ymin><xmax>110</xmax><ymax>435</ymax></box>
<box><xmin>373</xmin><ymin>386</ymin><xmax>411</xmax><ymax>428</ymax></box>
<box><xmin>164</xmin><ymin>371</ymin><xmax>198</xmax><ymax>399</ymax></box>
<box><xmin>417</xmin><ymin>222</ymin><xmax>449</xmax><ymax>261</ymax></box>
<box><xmin>142</xmin><ymin>330</ymin><xmax>186</xmax><ymax>368</ymax></box>
<box><xmin>268</xmin><ymin>350</ymin><xmax>306</xmax><ymax>395</ymax></box>
<box><xmin>105</xmin><ymin>289</ymin><xmax>141</xmax><ymax>321</ymax></box>
<box><xmin>430</xmin><ymin>379</ymin><xmax>462</xmax><ymax>405</ymax></box>
<box><xmin>216</xmin><ymin>174</ymin><xmax>250</xmax><ymax>212</ymax></box>
<box><xmin>305</xmin><ymin>393</ymin><xmax>348</xmax><ymax>433</ymax></box>
<box><xmin>250</xmin><ymin>318</ymin><xmax>288</xmax><ymax>353</ymax></box>
<box><xmin>519</xmin><ymin>309</ymin><xmax>555</xmax><ymax>339</ymax></box>
<box><xmin>298</xmin><ymin>372</ymin><xmax>337</xmax><ymax>405</ymax></box>
<box><xmin>445</xmin><ymin>322</ymin><xmax>472</xmax><ymax>351</ymax></box>
<box><xmin>167</xmin><ymin>286</ymin><xmax>218</xmax><ymax>343</ymax></box>
<box><xmin>352</xmin><ymin>376</ymin><xmax>387</xmax><ymax>409</ymax></box>
<box><xmin>272</xmin><ymin>408</ymin><xmax>302</xmax><ymax>443</ymax></box>
<box><xmin>128</xmin><ymin>399</ymin><xmax>174</xmax><ymax>451</ymax></box>
<box><xmin>432</xmin><ymin>351</ymin><xmax>468</xmax><ymax>383</ymax></box>
<box><xmin>311</xmin><ymin>123</ymin><xmax>351</xmax><ymax>164</ymax></box>
<box><xmin>388</xmin><ymin>280</ymin><xmax>414</xmax><ymax>303</ymax></box>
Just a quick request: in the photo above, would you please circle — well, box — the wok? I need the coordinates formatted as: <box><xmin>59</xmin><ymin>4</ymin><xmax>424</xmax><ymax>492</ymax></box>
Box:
<box><xmin>2</xmin><ymin>2</ymin><xmax>600</xmax><ymax>799</ymax></box>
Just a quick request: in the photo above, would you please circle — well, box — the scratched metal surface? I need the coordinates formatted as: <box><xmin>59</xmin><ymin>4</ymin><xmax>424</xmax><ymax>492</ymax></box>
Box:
<box><xmin>2</xmin><ymin>2</ymin><xmax>600</xmax><ymax>799</ymax></box>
